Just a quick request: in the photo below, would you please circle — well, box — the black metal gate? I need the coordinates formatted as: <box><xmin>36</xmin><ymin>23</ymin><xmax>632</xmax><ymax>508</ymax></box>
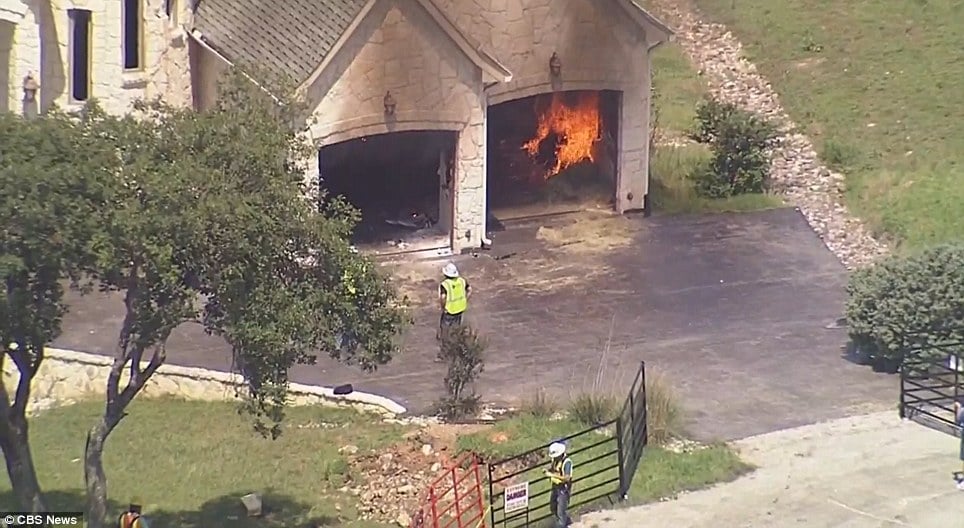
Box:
<box><xmin>899</xmin><ymin>336</ymin><xmax>963</xmax><ymax>437</ymax></box>
<box><xmin>617</xmin><ymin>363</ymin><xmax>647</xmax><ymax>497</ymax></box>
<box><xmin>486</xmin><ymin>362</ymin><xmax>647</xmax><ymax>527</ymax></box>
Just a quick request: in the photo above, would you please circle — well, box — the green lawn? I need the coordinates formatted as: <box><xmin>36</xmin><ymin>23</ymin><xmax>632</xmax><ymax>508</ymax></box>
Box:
<box><xmin>457</xmin><ymin>415</ymin><xmax>750</xmax><ymax>525</ymax></box>
<box><xmin>696</xmin><ymin>0</ymin><xmax>964</xmax><ymax>249</ymax></box>
<box><xmin>0</xmin><ymin>400</ymin><xmax>404</xmax><ymax>528</ymax></box>
<box><xmin>648</xmin><ymin>43</ymin><xmax>784</xmax><ymax>214</ymax></box>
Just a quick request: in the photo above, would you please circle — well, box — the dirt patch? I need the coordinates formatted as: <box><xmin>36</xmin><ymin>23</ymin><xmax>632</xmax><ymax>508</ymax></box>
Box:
<box><xmin>535</xmin><ymin>211</ymin><xmax>638</xmax><ymax>254</ymax></box>
<box><xmin>343</xmin><ymin>423</ymin><xmax>488</xmax><ymax>525</ymax></box>
<box><xmin>793</xmin><ymin>57</ymin><xmax>826</xmax><ymax>70</ymax></box>
<box><xmin>384</xmin><ymin>260</ymin><xmax>440</xmax><ymax>302</ymax></box>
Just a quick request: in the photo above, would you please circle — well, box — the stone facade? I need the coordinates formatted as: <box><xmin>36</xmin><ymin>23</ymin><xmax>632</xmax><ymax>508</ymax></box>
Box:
<box><xmin>0</xmin><ymin>0</ymin><xmax>192</xmax><ymax>116</ymax></box>
<box><xmin>1</xmin><ymin>347</ymin><xmax>406</xmax><ymax>416</ymax></box>
<box><xmin>436</xmin><ymin>0</ymin><xmax>657</xmax><ymax>214</ymax></box>
<box><xmin>303</xmin><ymin>0</ymin><xmax>487</xmax><ymax>250</ymax></box>
<box><xmin>191</xmin><ymin>0</ymin><xmax>669</xmax><ymax>253</ymax></box>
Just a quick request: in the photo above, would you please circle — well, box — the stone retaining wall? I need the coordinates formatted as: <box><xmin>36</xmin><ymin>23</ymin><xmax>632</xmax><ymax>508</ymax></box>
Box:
<box><xmin>1</xmin><ymin>347</ymin><xmax>407</xmax><ymax>417</ymax></box>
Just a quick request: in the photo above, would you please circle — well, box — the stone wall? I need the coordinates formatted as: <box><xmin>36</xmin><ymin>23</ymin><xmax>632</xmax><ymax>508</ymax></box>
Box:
<box><xmin>304</xmin><ymin>0</ymin><xmax>487</xmax><ymax>251</ymax></box>
<box><xmin>2</xmin><ymin>0</ymin><xmax>193</xmax><ymax>116</ymax></box>
<box><xmin>1</xmin><ymin>348</ymin><xmax>406</xmax><ymax>417</ymax></box>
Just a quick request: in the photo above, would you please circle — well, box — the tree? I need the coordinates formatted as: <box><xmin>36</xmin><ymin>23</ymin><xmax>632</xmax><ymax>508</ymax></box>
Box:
<box><xmin>78</xmin><ymin>69</ymin><xmax>409</xmax><ymax>528</ymax></box>
<box><xmin>0</xmin><ymin>110</ymin><xmax>116</xmax><ymax>511</ymax></box>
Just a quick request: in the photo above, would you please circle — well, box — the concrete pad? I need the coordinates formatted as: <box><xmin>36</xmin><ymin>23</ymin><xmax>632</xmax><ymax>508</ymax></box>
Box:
<box><xmin>578</xmin><ymin>413</ymin><xmax>964</xmax><ymax>528</ymax></box>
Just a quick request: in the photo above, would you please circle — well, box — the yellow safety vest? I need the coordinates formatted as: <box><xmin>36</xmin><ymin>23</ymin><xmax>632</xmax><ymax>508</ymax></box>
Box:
<box><xmin>441</xmin><ymin>277</ymin><xmax>467</xmax><ymax>314</ymax></box>
<box><xmin>549</xmin><ymin>456</ymin><xmax>572</xmax><ymax>486</ymax></box>
<box><xmin>343</xmin><ymin>271</ymin><xmax>356</xmax><ymax>295</ymax></box>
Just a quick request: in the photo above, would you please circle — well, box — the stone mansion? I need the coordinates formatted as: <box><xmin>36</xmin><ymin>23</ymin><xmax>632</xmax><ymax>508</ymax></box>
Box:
<box><xmin>0</xmin><ymin>0</ymin><xmax>672</xmax><ymax>253</ymax></box>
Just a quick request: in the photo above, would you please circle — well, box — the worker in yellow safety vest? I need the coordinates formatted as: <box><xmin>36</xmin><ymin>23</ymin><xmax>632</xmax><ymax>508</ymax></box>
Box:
<box><xmin>544</xmin><ymin>442</ymin><xmax>573</xmax><ymax>527</ymax></box>
<box><xmin>339</xmin><ymin>247</ymin><xmax>361</xmax><ymax>351</ymax></box>
<box><xmin>118</xmin><ymin>499</ymin><xmax>150</xmax><ymax>528</ymax></box>
<box><xmin>438</xmin><ymin>262</ymin><xmax>470</xmax><ymax>341</ymax></box>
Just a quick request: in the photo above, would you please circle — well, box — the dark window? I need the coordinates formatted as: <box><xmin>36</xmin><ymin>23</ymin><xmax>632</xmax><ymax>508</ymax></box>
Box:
<box><xmin>68</xmin><ymin>9</ymin><xmax>91</xmax><ymax>101</ymax></box>
<box><xmin>123</xmin><ymin>0</ymin><xmax>141</xmax><ymax>69</ymax></box>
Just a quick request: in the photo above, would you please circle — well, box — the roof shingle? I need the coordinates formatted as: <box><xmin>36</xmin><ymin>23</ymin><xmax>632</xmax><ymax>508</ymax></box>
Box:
<box><xmin>193</xmin><ymin>0</ymin><xmax>370</xmax><ymax>86</ymax></box>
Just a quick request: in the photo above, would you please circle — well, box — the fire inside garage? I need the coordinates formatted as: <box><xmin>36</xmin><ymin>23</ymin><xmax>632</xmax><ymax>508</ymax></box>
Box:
<box><xmin>487</xmin><ymin>90</ymin><xmax>621</xmax><ymax>222</ymax></box>
<box><xmin>318</xmin><ymin>130</ymin><xmax>456</xmax><ymax>253</ymax></box>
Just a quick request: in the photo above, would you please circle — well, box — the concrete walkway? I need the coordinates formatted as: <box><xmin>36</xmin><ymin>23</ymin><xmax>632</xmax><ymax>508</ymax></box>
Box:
<box><xmin>577</xmin><ymin>413</ymin><xmax>964</xmax><ymax>528</ymax></box>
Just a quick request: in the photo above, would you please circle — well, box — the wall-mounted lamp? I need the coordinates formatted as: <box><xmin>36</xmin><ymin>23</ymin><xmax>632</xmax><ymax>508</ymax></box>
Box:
<box><xmin>383</xmin><ymin>91</ymin><xmax>396</xmax><ymax>116</ymax></box>
<box><xmin>22</xmin><ymin>73</ymin><xmax>39</xmax><ymax>102</ymax></box>
<box><xmin>549</xmin><ymin>52</ymin><xmax>562</xmax><ymax>77</ymax></box>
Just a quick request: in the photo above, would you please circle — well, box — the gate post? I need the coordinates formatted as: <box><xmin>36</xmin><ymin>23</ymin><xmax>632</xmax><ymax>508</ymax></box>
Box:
<box><xmin>898</xmin><ymin>332</ymin><xmax>906</xmax><ymax>419</ymax></box>
<box><xmin>473</xmin><ymin>461</ymin><xmax>486</xmax><ymax>528</ymax></box>
<box><xmin>487</xmin><ymin>464</ymin><xmax>496</xmax><ymax>528</ymax></box>
<box><xmin>615</xmin><ymin>416</ymin><xmax>627</xmax><ymax>499</ymax></box>
<box><xmin>429</xmin><ymin>486</ymin><xmax>440</xmax><ymax>528</ymax></box>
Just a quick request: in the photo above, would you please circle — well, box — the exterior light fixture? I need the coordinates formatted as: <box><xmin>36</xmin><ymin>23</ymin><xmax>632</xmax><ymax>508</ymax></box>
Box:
<box><xmin>383</xmin><ymin>91</ymin><xmax>396</xmax><ymax>116</ymax></box>
<box><xmin>22</xmin><ymin>73</ymin><xmax>39</xmax><ymax>102</ymax></box>
<box><xmin>549</xmin><ymin>52</ymin><xmax>562</xmax><ymax>77</ymax></box>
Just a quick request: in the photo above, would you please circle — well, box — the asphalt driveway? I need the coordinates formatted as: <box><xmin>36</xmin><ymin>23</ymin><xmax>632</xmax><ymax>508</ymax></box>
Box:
<box><xmin>54</xmin><ymin>207</ymin><xmax>895</xmax><ymax>440</ymax></box>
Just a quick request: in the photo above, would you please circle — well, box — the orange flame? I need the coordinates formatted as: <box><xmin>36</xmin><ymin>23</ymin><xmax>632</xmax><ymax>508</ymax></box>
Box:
<box><xmin>521</xmin><ymin>91</ymin><xmax>602</xmax><ymax>178</ymax></box>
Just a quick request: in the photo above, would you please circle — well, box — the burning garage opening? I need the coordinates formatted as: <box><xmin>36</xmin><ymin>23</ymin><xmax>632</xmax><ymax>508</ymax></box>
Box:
<box><xmin>487</xmin><ymin>90</ymin><xmax>621</xmax><ymax>222</ymax></box>
<box><xmin>319</xmin><ymin>130</ymin><xmax>457</xmax><ymax>254</ymax></box>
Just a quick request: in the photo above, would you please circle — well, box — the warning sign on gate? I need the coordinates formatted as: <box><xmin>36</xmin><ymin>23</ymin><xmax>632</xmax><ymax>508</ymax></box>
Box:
<box><xmin>503</xmin><ymin>481</ymin><xmax>529</xmax><ymax>513</ymax></box>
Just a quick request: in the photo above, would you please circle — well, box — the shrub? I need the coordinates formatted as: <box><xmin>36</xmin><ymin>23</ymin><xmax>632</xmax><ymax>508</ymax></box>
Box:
<box><xmin>689</xmin><ymin>99</ymin><xmax>778</xmax><ymax>198</ymax></box>
<box><xmin>568</xmin><ymin>393</ymin><xmax>619</xmax><ymax>426</ymax></box>
<box><xmin>645</xmin><ymin>371</ymin><xmax>683</xmax><ymax>445</ymax></box>
<box><xmin>520</xmin><ymin>388</ymin><xmax>560</xmax><ymax>418</ymax></box>
<box><xmin>436</xmin><ymin>325</ymin><xmax>486</xmax><ymax>420</ymax></box>
<box><xmin>845</xmin><ymin>244</ymin><xmax>964</xmax><ymax>367</ymax></box>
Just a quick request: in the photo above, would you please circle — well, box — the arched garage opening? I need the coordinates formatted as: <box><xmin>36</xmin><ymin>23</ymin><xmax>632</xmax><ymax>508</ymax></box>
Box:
<box><xmin>486</xmin><ymin>90</ymin><xmax>621</xmax><ymax>225</ymax></box>
<box><xmin>319</xmin><ymin>130</ymin><xmax>457</xmax><ymax>254</ymax></box>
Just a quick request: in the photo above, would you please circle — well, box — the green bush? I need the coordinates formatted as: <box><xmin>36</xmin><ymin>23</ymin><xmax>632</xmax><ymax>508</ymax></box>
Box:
<box><xmin>689</xmin><ymin>99</ymin><xmax>778</xmax><ymax>198</ymax></box>
<box><xmin>845</xmin><ymin>244</ymin><xmax>964</xmax><ymax>366</ymax></box>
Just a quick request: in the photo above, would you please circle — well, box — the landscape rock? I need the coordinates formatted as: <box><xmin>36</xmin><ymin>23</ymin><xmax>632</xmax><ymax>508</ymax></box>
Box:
<box><xmin>650</xmin><ymin>0</ymin><xmax>890</xmax><ymax>270</ymax></box>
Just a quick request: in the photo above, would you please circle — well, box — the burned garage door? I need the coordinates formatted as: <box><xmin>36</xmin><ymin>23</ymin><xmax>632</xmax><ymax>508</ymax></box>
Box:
<box><xmin>319</xmin><ymin>130</ymin><xmax>457</xmax><ymax>255</ymax></box>
<box><xmin>486</xmin><ymin>90</ymin><xmax>621</xmax><ymax>224</ymax></box>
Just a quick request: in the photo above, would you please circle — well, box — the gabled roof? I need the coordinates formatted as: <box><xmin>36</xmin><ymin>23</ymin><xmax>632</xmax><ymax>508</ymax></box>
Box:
<box><xmin>192</xmin><ymin>0</ymin><xmax>372</xmax><ymax>86</ymax></box>
<box><xmin>192</xmin><ymin>0</ymin><xmax>512</xmax><ymax>90</ymax></box>
<box><xmin>617</xmin><ymin>0</ymin><xmax>675</xmax><ymax>47</ymax></box>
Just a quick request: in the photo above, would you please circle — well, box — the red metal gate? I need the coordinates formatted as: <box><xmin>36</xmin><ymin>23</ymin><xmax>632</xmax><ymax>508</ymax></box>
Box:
<box><xmin>410</xmin><ymin>453</ymin><xmax>487</xmax><ymax>528</ymax></box>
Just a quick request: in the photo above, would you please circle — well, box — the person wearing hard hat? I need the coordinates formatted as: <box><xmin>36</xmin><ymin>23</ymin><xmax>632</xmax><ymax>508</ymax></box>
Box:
<box><xmin>118</xmin><ymin>499</ymin><xmax>149</xmax><ymax>528</ymax></box>
<box><xmin>338</xmin><ymin>246</ymin><xmax>362</xmax><ymax>352</ymax></box>
<box><xmin>438</xmin><ymin>262</ymin><xmax>470</xmax><ymax>339</ymax></box>
<box><xmin>544</xmin><ymin>442</ymin><xmax>573</xmax><ymax>527</ymax></box>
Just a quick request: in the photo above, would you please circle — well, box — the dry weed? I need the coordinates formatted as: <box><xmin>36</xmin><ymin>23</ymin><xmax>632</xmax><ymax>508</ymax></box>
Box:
<box><xmin>535</xmin><ymin>211</ymin><xmax>637</xmax><ymax>254</ymax></box>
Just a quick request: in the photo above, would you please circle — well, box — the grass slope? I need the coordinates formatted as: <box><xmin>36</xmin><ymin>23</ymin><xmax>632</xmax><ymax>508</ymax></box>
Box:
<box><xmin>696</xmin><ymin>0</ymin><xmax>964</xmax><ymax>249</ymax></box>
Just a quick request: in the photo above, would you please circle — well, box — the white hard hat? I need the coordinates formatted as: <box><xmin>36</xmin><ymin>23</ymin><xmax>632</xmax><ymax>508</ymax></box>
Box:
<box><xmin>548</xmin><ymin>442</ymin><xmax>566</xmax><ymax>458</ymax></box>
<box><xmin>442</xmin><ymin>262</ymin><xmax>459</xmax><ymax>278</ymax></box>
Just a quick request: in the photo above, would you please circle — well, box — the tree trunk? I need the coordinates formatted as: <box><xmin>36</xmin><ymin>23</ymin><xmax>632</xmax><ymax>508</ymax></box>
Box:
<box><xmin>0</xmin><ymin>414</ymin><xmax>47</xmax><ymax>512</ymax></box>
<box><xmin>84</xmin><ymin>420</ymin><xmax>111</xmax><ymax>528</ymax></box>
